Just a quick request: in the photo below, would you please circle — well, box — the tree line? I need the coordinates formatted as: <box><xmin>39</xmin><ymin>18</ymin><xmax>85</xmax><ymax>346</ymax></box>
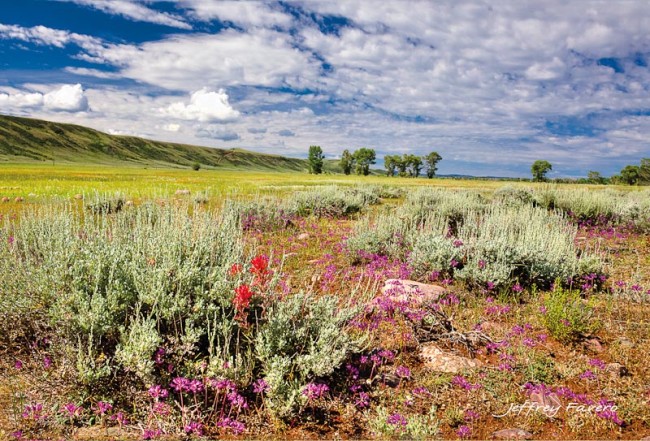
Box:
<box><xmin>308</xmin><ymin>146</ymin><xmax>443</xmax><ymax>178</ymax></box>
<box><xmin>531</xmin><ymin>158</ymin><xmax>650</xmax><ymax>185</ymax></box>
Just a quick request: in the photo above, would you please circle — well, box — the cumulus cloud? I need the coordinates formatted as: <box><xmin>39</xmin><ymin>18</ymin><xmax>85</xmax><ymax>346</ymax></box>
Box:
<box><xmin>0</xmin><ymin>84</ymin><xmax>89</xmax><ymax>112</ymax></box>
<box><xmin>62</xmin><ymin>0</ymin><xmax>191</xmax><ymax>29</ymax></box>
<box><xmin>43</xmin><ymin>84</ymin><xmax>89</xmax><ymax>111</ymax></box>
<box><xmin>247</xmin><ymin>127</ymin><xmax>267</xmax><ymax>134</ymax></box>
<box><xmin>278</xmin><ymin>129</ymin><xmax>295</xmax><ymax>137</ymax></box>
<box><xmin>162</xmin><ymin>88</ymin><xmax>240</xmax><ymax>122</ymax></box>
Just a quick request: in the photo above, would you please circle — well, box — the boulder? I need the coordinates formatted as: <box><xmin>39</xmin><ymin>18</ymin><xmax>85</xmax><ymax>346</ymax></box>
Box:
<box><xmin>419</xmin><ymin>343</ymin><xmax>482</xmax><ymax>373</ymax></box>
<box><xmin>14</xmin><ymin>197</ymin><xmax>24</xmax><ymax>203</ymax></box>
<box><xmin>175</xmin><ymin>189</ymin><xmax>191</xmax><ymax>196</ymax></box>
<box><xmin>1</xmin><ymin>197</ymin><xmax>10</xmax><ymax>203</ymax></box>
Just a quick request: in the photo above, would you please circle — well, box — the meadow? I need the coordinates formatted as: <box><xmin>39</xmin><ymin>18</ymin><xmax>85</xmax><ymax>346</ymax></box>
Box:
<box><xmin>1</xmin><ymin>164</ymin><xmax>649</xmax><ymax>440</ymax></box>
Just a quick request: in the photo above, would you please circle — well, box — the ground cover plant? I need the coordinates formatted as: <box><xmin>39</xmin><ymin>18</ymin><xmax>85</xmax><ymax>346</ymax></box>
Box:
<box><xmin>1</xmin><ymin>175</ymin><xmax>649</xmax><ymax>440</ymax></box>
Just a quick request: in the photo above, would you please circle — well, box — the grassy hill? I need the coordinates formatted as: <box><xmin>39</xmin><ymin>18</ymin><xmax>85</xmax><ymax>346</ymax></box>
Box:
<box><xmin>0</xmin><ymin>114</ymin><xmax>344</xmax><ymax>173</ymax></box>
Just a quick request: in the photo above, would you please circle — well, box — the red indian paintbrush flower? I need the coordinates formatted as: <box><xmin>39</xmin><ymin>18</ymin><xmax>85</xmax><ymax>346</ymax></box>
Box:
<box><xmin>233</xmin><ymin>284</ymin><xmax>253</xmax><ymax>312</ymax></box>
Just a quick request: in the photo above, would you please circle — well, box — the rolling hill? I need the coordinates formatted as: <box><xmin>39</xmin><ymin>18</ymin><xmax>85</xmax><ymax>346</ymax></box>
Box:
<box><xmin>0</xmin><ymin>114</ymin><xmax>343</xmax><ymax>173</ymax></box>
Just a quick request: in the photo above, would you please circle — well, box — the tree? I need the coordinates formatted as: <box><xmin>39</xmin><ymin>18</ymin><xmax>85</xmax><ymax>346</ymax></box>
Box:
<box><xmin>384</xmin><ymin>155</ymin><xmax>398</xmax><ymax>176</ymax></box>
<box><xmin>192</xmin><ymin>162</ymin><xmax>201</xmax><ymax>171</ymax></box>
<box><xmin>396</xmin><ymin>156</ymin><xmax>408</xmax><ymax>177</ymax></box>
<box><xmin>308</xmin><ymin>145</ymin><xmax>324</xmax><ymax>174</ymax></box>
<box><xmin>620</xmin><ymin>165</ymin><xmax>640</xmax><ymax>185</ymax></box>
<box><xmin>587</xmin><ymin>171</ymin><xmax>605</xmax><ymax>184</ymax></box>
<box><xmin>531</xmin><ymin>160</ymin><xmax>552</xmax><ymax>182</ymax></box>
<box><xmin>340</xmin><ymin>149</ymin><xmax>353</xmax><ymax>175</ymax></box>
<box><xmin>424</xmin><ymin>152</ymin><xmax>442</xmax><ymax>178</ymax></box>
<box><xmin>353</xmin><ymin>148</ymin><xmax>376</xmax><ymax>176</ymax></box>
<box><xmin>639</xmin><ymin>158</ymin><xmax>650</xmax><ymax>185</ymax></box>
<box><xmin>404</xmin><ymin>154</ymin><xmax>422</xmax><ymax>177</ymax></box>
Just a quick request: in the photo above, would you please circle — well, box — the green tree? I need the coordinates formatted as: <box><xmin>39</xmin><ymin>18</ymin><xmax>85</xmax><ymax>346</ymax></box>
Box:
<box><xmin>424</xmin><ymin>152</ymin><xmax>442</xmax><ymax>178</ymax></box>
<box><xmin>353</xmin><ymin>148</ymin><xmax>376</xmax><ymax>176</ymax></box>
<box><xmin>639</xmin><ymin>158</ymin><xmax>650</xmax><ymax>184</ymax></box>
<box><xmin>587</xmin><ymin>171</ymin><xmax>605</xmax><ymax>184</ymax></box>
<box><xmin>531</xmin><ymin>160</ymin><xmax>552</xmax><ymax>182</ymax></box>
<box><xmin>620</xmin><ymin>165</ymin><xmax>640</xmax><ymax>185</ymax></box>
<box><xmin>396</xmin><ymin>155</ymin><xmax>408</xmax><ymax>177</ymax></box>
<box><xmin>340</xmin><ymin>149</ymin><xmax>354</xmax><ymax>175</ymax></box>
<box><xmin>308</xmin><ymin>145</ymin><xmax>324</xmax><ymax>174</ymax></box>
<box><xmin>404</xmin><ymin>154</ymin><xmax>422</xmax><ymax>177</ymax></box>
<box><xmin>384</xmin><ymin>155</ymin><xmax>398</xmax><ymax>176</ymax></box>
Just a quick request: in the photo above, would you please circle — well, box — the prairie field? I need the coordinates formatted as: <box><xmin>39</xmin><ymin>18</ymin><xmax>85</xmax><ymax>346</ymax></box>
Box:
<box><xmin>1</xmin><ymin>165</ymin><xmax>649</xmax><ymax>440</ymax></box>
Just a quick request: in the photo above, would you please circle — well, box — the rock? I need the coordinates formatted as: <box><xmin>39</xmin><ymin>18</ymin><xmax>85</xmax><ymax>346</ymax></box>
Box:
<box><xmin>530</xmin><ymin>392</ymin><xmax>562</xmax><ymax>409</ymax></box>
<box><xmin>28</xmin><ymin>193</ymin><xmax>37</xmax><ymax>197</ymax></box>
<box><xmin>616</xmin><ymin>337</ymin><xmax>634</xmax><ymax>348</ymax></box>
<box><xmin>492</xmin><ymin>428</ymin><xmax>533</xmax><ymax>440</ymax></box>
<box><xmin>419</xmin><ymin>343</ymin><xmax>482</xmax><ymax>373</ymax></box>
<box><xmin>584</xmin><ymin>338</ymin><xmax>604</xmax><ymax>353</ymax></box>
<box><xmin>74</xmin><ymin>426</ymin><xmax>129</xmax><ymax>440</ymax></box>
<box><xmin>382</xmin><ymin>279</ymin><xmax>446</xmax><ymax>304</ymax></box>
<box><xmin>297</xmin><ymin>232</ymin><xmax>310</xmax><ymax>240</ymax></box>
<box><xmin>125</xmin><ymin>200</ymin><xmax>134</xmax><ymax>206</ymax></box>
<box><xmin>73</xmin><ymin>193</ymin><xmax>83</xmax><ymax>200</ymax></box>
<box><xmin>1</xmin><ymin>197</ymin><xmax>10</xmax><ymax>203</ymax></box>
<box><xmin>175</xmin><ymin>189</ymin><xmax>191</xmax><ymax>195</ymax></box>
<box><xmin>605</xmin><ymin>362</ymin><xmax>628</xmax><ymax>378</ymax></box>
<box><xmin>14</xmin><ymin>197</ymin><xmax>24</xmax><ymax>202</ymax></box>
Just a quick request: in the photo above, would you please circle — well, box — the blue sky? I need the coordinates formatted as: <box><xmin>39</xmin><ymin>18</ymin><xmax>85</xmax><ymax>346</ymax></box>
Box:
<box><xmin>1</xmin><ymin>1</ymin><xmax>650</xmax><ymax>177</ymax></box>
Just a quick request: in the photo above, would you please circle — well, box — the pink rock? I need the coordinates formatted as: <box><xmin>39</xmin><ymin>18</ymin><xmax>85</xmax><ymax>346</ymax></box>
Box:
<box><xmin>492</xmin><ymin>428</ymin><xmax>533</xmax><ymax>440</ymax></box>
<box><xmin>419</xmin><ymin>343</ymin><xmax>482</xmax><ymax>373</ymax></box>
<box><xmin>381</xmin><ymin>279</ymin><xmax>445</xmax><ymax>304</ymax></box>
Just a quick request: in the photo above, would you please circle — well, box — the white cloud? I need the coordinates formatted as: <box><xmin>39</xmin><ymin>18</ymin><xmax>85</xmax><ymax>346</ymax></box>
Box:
<box><xmin>0</xmin><ymin>84</ymin><xmax>89</xmax><ymax>112</ymax></box>
<box><xmin>0</xmin><ymin>23</ymin><xmax>101</xmax><ymax>49</ymax></box>
<box><xmin>161</xmin><ymin>123</ymin><xmax>181</xmax><ymax>132</ymax></box>
<box><xmin>80</xmin><ymin>29</ymin><xmax>320</xmax><ymax>91</ymax></box>
<box><xmin>43</xmin><ymin>84</ymin><xmax>89</xmax><ymax>111</ymax></box>
<box><xmin>62</xmin><ymin>0</ymin><xmax>191</xmax><ymax>29</ymax></box>
<box><xmin>64</xmin><ymin>67</ymin><xmax>122</xmax><ymax>79</ymax></box>
<box><xmin>182</xmin><ymin>0</ymin><xmax>292</xmax><ymax>28</ymax></box>
<box><xmin>0</xmin><ymin>91</ymin><xmax>44</xmax><ymax>108</ymax></box>
<box><xmin>162</xmin><ymin>88</ymin><xmax>240</xmax><ymax>122</ymax></box>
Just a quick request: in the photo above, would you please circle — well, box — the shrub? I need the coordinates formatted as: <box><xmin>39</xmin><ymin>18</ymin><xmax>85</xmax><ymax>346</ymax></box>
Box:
<box><xmin>493</xmin><ymin>186</ymin><xmax>534</xmax><ymax>206</ymax></box>
<box><xmin>192</xmin><ymin>162</ymin><xmax>201</xmax><ymax>171</ymax></box>
<box><xmin>3</xmin><ymin>202</ymin><xmax>247</xmax><ymax>387</ymax></box>
<box><xmin>541</xmin><ymin>283</ymin><xmax>599</xmax><ymax>343</ymax></box>
<box><xmin>290</xmin><ymin>186</ymin><xmax>368</xmax><ymax>218</ymax></box>
<box><xmin>255</xmin><ymin>293</ymin><xmax>364</xmax><ymax>419</ymax></box>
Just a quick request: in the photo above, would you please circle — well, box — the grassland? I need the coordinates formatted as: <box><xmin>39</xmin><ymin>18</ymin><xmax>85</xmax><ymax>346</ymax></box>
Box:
<box><xmin>0</xmin><ymin>164</ymin><xmax>649</xmax><ymax>441</ymax></box>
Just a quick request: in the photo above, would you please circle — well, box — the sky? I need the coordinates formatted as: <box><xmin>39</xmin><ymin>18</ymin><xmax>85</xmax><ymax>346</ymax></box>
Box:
<box><xmin>1</xmin><ymin>1</ymin><xmax>650</xmax><ymax>177</ymax></box>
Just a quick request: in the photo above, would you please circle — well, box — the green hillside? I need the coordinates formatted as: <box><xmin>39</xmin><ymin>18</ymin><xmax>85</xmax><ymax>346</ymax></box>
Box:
<box><xmin>0</xmin><ymin>114</ymin><xmax>343</xmax><ymax>172</ymax></box>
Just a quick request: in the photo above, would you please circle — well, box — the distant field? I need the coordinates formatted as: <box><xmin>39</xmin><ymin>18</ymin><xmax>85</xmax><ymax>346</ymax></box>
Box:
<box><xmin>0</xmin><ymin>163</ymin><xmax>630</xmax><ymax>202</ymax></box>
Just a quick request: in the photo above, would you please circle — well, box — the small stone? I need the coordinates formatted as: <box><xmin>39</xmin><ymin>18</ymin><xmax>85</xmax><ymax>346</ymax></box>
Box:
<box><xmin>419</xmin><ymin>343</ymin><xmax>482</xmax><ymax>373</ymax></box>
<box><xmin>1</xmin><ymin>197</ymin><xmax>9</xmax><ymax>203</ymax></box>
<box><xmin>14</xmin><ymin>197</ymin><xmax>24</xmax><ymax>202</ymax></box>
<box><xmin>28</xmin><ymin>193</ymin><xmax>37</xmax><ymax>197</ymax></box>
<box><xmin>382</xmin><ymin>279</ymin><xmax>446</xmax><ymax>304</ymax></box>
<box><xmin>605</xmin><ymin>362</ymin><xmax>628</xmax><ymax>378</ymax></box>
<box><xmin>297</xmin><ymin>233</ymin><xmax>310</xmax><ymax>240</ymax></box>
<box><xmin>175</xmin><ymin>189</ymin><xmax>191</xmax><ymax>195</ymax></box>
<box><xmin>584</xmin><ymin>338</ymin><xmax>604</xmax><ymax>353</ymax></box>
<box><xmin>73</xmin><ymin>193</ymin><xmax>83</xmax><ymax>200</ymax></box>
<box><xmin>125</xmin><ymin>200</ymin><xmax>134</xmax><ymax>206</ymax></box>
<box><xmin>492</xmin><ymin>428</ymin><xmax>533</xmax><ymax>440</ymax></box>
<box><xmin>616</xmin><ymin>337</ymin><xmax>634</xmax><ymax>349</ymax></box>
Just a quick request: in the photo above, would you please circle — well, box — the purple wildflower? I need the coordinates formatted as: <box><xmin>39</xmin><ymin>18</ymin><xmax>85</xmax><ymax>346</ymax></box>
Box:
<box><xmin>302</xmin><ymin>383</ymin><xmax>329</xmax><ymax>401</ymax></box>
<box><xmin>94</xmin><ymin>401</ymin><xmax>112</xmax><ymax>416</ymax></box>
<box><xmin>184</xmin><ymin>421</ymin><xmax>203</xmax><ymax>436</ymax></box>
<box><xmin>252</xmin><ymin>378</ymin><xmax>269</xmax><ymax>394</ymax></box>
<box><xmin>386</xmin><ymin>413</ymin><xmax>407</xmax><ymax>428</ymax></box>
<box><xmin>61</xmin><ymin>402</ymin><xmax>82</xmax><ymax>418</ymax></box>
<box><xmin>148</xmin><ymin>385</ymin><xmax>169</xmax><ymax>400</ymax></box>
<box><xmin>395</xmin><ymin>366</ymin><xmax>411</xmax><ymax>379</ymax></box>
<box><xmin>457</xmin><ymin>425</ymin><xmax>472</xmax><ymax>438</ymax></box>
